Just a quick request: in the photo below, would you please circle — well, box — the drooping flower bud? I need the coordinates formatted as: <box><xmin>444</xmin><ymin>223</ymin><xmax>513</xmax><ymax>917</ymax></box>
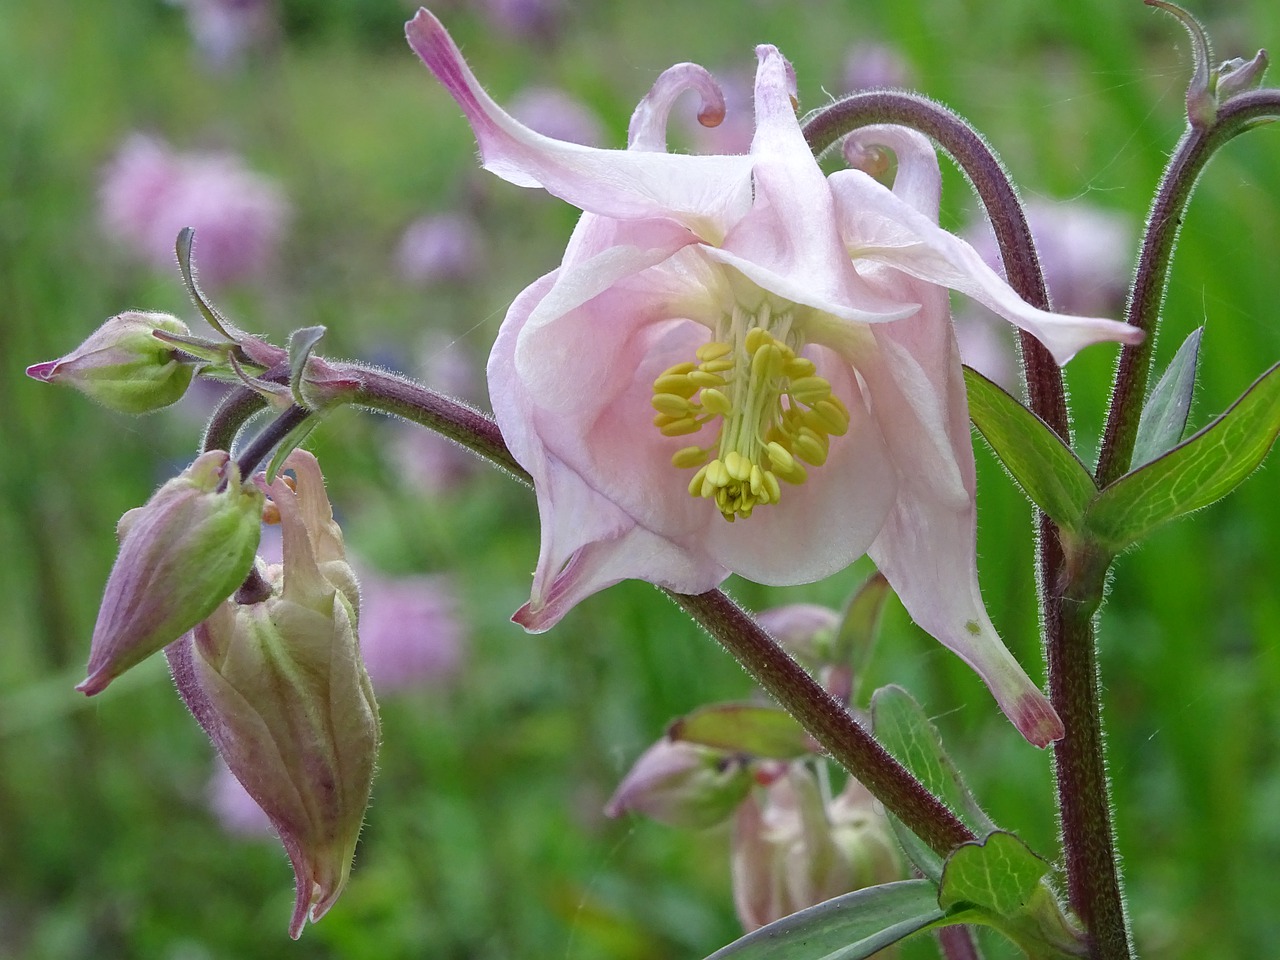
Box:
<box><xmin>78</xmin><ymin>450</ymin><xmax>262</xmax><ymax>696</ymax></box>
<box><xmin>166</xmin><ymin>450</ymin><xmax>379</xmax><ymax>939</ymax></box>
<box><xmin>605</xmin><ymin>737</ymin><xmax>753</xmax><ymax>829</ymax></box>
<box><xmin>26</xmin><ymin>312</ymin><xmax>195</xmax><ymax>414</ymax></box>
<box><xmin>730</xmin><ymin>765</ymin><xmax>901</xmax><ymax>932</ymax></box>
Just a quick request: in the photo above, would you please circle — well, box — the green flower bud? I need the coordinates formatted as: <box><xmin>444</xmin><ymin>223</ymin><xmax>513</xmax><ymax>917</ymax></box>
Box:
<box><xmin>167</xmin><ymin>450</ymin><xmax>378</xmax><ymax>939</ymax></box>
<box><xmin>26</xmin><ymin>311</ymin><xmax>195</xmax><ymax>413</ymax></box>
<box><xmin>605</xmin><ymin>737</ymin><xmax>753</xmax><ymax>829</ymax></box>
<box><xmin>79</xmin><ymin>450</ymin><xmax>262</xmax><ymax>696</ymax></box>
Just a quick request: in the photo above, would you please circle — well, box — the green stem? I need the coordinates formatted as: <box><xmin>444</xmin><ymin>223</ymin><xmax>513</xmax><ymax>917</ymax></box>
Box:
<box><xmin>1095</xmin><ymin>89</ymin><xmax>1280</xmax><ymax>485</ymax></box>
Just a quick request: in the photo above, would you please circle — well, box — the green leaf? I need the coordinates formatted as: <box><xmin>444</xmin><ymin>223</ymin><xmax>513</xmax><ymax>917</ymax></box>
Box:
<box><xmin>937</xmin><ymin>833</ymin><xmax>1083</xmax><ymax>957</ymax></box>
<box><xmin>1132</xmin><ymin>327</ymin><xmax>1203</xmax><ymax>469</ymax></box>
<box><xmin>175</xmin><ymin>227</ymin><xmax>244</xmax><ymax>342</ymax></box>
<box><xmin>938</xmin><ymin>831</ymin><xmax>1048</xmax><ymax>916</ymax></box>
<box><xmin>703</xmin><ymin>880</ymin><xmax>944</xmax><ymax>960</ymax></box>
<box><xmin>669</xmin><ymin>703</ymin><xmax>813</xmax><ymax>760</ymax></box>
<box><xmin>1085</xmin><ymin>361</ymin><xmax>1280</xmax><ymax>550</ymax></box>
<box><xmin>870</xmin><ymin>686</ymin><xmax>996</xmax><ymax>882</ymax></box>
<box><xmin>963</xmin><ymin>366</ymin><xmax>1098</xmax><ymax>530</ymax></box>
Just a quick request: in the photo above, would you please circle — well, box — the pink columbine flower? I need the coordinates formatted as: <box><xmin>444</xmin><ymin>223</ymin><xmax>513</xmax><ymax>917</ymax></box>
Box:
<box><xmin>406</xmin><ymin>11</ymin><xmax>1144</xmax><ymax>746</ymax></box>
<box><xmin>99</xmin><ymin>134</ymin><xmax>289</xmax><ymax>288</ymax></box>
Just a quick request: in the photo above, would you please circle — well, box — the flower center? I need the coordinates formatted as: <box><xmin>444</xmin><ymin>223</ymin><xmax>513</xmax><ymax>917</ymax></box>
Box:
<box><xmin>650</xmin><ymin>303</ymin><xmax>850</xmax><ymax>522</ymax></box>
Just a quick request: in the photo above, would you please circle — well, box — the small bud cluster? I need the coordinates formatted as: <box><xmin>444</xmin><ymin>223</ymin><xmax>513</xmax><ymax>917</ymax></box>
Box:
<box><xmin>76</xmin><ymin>447</ymin><xmax>379</xmax><ymax>939</ymax></box>
<box><xmin>606</xmin><ymin>593</ymin><xmax>901</xmax><ymax>932</ymax></box>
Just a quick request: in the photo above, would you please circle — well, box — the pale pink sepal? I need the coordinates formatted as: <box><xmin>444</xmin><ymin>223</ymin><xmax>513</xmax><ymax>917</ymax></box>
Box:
<box><xmin>405</xmin><ymin>9</ymin><xmax>754</xmax><ymax>238</ymax></box>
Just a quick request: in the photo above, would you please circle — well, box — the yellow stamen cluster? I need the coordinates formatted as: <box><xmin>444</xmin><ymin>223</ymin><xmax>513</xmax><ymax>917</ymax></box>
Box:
<box><xmin>650</xmin><ymin>326</ymin><xmax>850</xmax><ymax>521</ymax></box>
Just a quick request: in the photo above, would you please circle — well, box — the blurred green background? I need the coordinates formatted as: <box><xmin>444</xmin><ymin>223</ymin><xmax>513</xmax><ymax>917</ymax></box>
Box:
<box><xmin>3</xmin><ymin>0</ymin><xmax>1280</xmax><ymax>957</ymax></box>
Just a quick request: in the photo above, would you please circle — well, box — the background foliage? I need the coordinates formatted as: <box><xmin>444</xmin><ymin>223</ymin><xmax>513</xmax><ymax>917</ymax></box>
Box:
<box><xmin>2</xmin><ymin>0</ymin><xmax>1279</xmax><ymax>956</ymax></box>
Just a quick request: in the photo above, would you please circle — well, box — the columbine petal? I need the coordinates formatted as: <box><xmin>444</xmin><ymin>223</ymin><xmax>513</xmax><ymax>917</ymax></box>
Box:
<box><xmin>830</xmin><ymin>166</ymin><xmax>1142</xmax><ymax>365</ymax></box>
<box><xmin>406</xmin><ymin>9</ymin><xmax>753</xmax><ymax>239</ymax></box>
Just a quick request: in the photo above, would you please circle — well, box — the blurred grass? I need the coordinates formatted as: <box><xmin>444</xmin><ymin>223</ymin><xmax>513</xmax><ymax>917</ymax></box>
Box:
<box><xmin>3</xmin><ymin>0</ymin><xmax>1280</xmax><ymax>957</ymax></box>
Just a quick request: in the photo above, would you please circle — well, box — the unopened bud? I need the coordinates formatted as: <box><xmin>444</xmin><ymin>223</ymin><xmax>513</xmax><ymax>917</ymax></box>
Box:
<box><xmin>1216</xmin><ymin>49</ymin><xmax>1269</xmax><ymax>100</ymax></box>
<box><xmin>79</xmin><ymin>450</ymin><xmax>262</xmax><ymax>696</ymax></box>
<box><xmin>27</xmin><ymin>312</ymin><xmax>195</xmax><ymax>413</ymax></box>
<box><xmin>167</xmin><ymin>450</ymin><xmax>378</xmax><ymax>940</ymax></box>
<box><xmin>731</xmin><ymin>765</ymin><xmax>901</xmax><ymax>932</ymax></box>
<box><xmin>605</xmin><ymin>738</ymin><xmax>752</xmax><ymax>829</ymax></box>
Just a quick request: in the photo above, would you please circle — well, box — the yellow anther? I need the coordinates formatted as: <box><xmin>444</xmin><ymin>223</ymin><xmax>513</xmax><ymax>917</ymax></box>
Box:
<box><xmin>653</xmin><ymin>373</ymin><xmax>698</xmax><ymax>397</ymax></box>
<box><xmin>706</xmin><ymin>459</ymin><xmax>731</xmax><ymax>488</ymax></box>
<box><xmin>687</xmin><ymin>370</ymin><xmax>727</xmax><ymax>388</ymax></box>
<box><xmin>689</xmin><ymin>464</ymin><xmax>710</xmax><ymax>497</ymax></box>
<box><xmin>658</xmin><ymin>361</ymin><xmax>698</xmax><ymax>379</ymax></box>
<box><xmin>776</xmin><ymin>459</ymin><xmax>808</xmax><ymax>485</ymax></box>
<box><xmin>761</xmin><ymin>470</ymin><xmax>781</xmax><ymax>503</ymax></box>
<box><xmin>696</xmin><ymin>341</ymin><xmax>733</xmax><ymax>362</ymax></box>
<box><xmin>652</xmin><ymin>393</ymin><xmax>695</xmax><ymax>417</ymax></box>
<box><xmin>784</xmin><ymin>357</ymin><xmax>817</xmax><ymax>378</ymax></box>
<box><xmin>766</xmin><ymin>441</ymin><xmax>795</xmax><ymax>473</ymax></box>
<box><xmin>700</xmin><ymin>358</ymin><xmax>735</xmax><ymax>374</ymax></box>
<box><xmin>810</xmin><ymin>398</ymin><xmax>850</xmax><ymax>435</ymax></box>
<box><xmin>789</xmin><ymin>376</ymin><xmax>832</xmax><ymax>404</ymax></box>
<box><xmin>723</xmin><ymin>450</ymin><xmax>752</xmax><ymax>482</ymax></box>
<box><xmin>660</xmin><ymin>417</ymin><xmax>704</xmax><ymax>437</ymax></box>
<box><xmin>749</xmin><ymin>464</ymin><xmax>765</xmax><ymax>498</ymax></box>
<box><xmin>672</xmin><ymin>446</ymin><xmax>711</xmax><ymax>469</ymax></box>
<box><xmin>699</xmin><ymin>388</ymin><xmax>733</xmax><ymax>416</ymax></box>
<box><xmin>793</xmin><ymin>429</ymin><xmax>829</xmax><ymax>466</ymax></box>
<box><xmin>751</xmin><ymin>343</ymin><xmax>783</xmax><ymax>381</ymax></box>
<box><xmin>745</xmin><ymin>327</ymin><xmax>770</xmax><ymax>354</ymax></box>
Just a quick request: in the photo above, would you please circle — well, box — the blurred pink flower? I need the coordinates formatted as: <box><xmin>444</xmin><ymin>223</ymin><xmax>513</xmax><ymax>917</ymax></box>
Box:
<box><xmin>396</xmin><ymin>212</ymin><xmax>485</xmax><ymax>285</ymax></box>
<box><xmin>842</xmin><ymin>42</ymin><xmax>912</xmax><ymax>92</ymax></box>
<box><xmin>171</xmin><ymin>0</ymin><xmax>279</xmax><ymax>68</ymax></box>
<box><xmin>408</xmin><ymin>12</ymin><xmax>1142</xmax><ymax>745</ymax></box>
<box><xmin>508</xmin><ymin>87</ymin><xmax>605</xmax><ymax>146</ymax></box>
<box><xmin>480</xmin><ymin>0</ymin><xmax>564</xmax><ymax>42</ymax></box>
<box><xmin>357</xmin><ymin>573</ymin><xmax>465</xmax><ymax>693</ymax></box>
<box><xmin>99</xmin><ymin>134</ymin><xmax>289</xmax><ymax>288</ymax></box>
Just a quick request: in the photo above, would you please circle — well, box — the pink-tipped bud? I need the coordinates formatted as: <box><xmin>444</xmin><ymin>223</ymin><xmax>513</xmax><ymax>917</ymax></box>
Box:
<box><xmin>166</xmin><ymin>450</ymin><xmax>378</xmax><ymax>939</ymax></box>
<box><xmin>78</xmin><ymin>450</ymin><xmax>262</xmax><ymax>696</ymax></box>
<box><xmin>27</xmin><ymin>312</ymin><xmax>195</xmax><ymax>413</ymax></box>
<box><xmin>605</xmin><ymin>737</ymin><xmax>752</xmax><ymax>829</ymax></box>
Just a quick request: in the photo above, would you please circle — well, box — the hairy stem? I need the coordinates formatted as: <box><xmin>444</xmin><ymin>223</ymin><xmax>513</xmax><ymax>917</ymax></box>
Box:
<box><xmin>338</xmin><ymin>362</ymin><xmax>530</xmax><ymax>483</ymax></box>
<box><xmin>234</xmin><ymin>404</ymin><xmax>311</xmax><ymax>478</ymax></box>
<box><xmin>202</xmin><ymin>385</ymin><xmax>269</xmax><ymax>453</ymax></box>
<box><xmin>1095</xmin><ymin>89</ymin><xmax>1280</xmax><ymax>485</ymax></box>
<box><xmin>669</xmin><ymin>589</ymin><xmax>975</xmax><ymax>858</ymax></box>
